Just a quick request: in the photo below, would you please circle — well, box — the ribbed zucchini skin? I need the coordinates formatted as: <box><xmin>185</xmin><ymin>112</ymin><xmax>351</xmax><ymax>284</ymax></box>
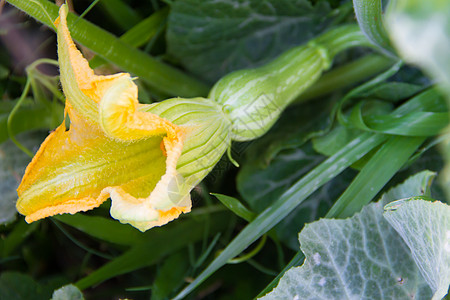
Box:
<box><xmin>209</xmin><ymin>25</ymin><xmax>368</xmax><ymax>141</ymax></box>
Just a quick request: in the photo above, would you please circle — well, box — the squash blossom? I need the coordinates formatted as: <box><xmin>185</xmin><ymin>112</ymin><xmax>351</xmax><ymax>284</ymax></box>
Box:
<box><xmin>16</xmin><ymin>5</ymin><xmax>231</xmax><ymax>232</ymax></box>
<box><xmin>16</xmin><ymin>4</ymin><xmax>369</xmax><ymax>231</ymax></box>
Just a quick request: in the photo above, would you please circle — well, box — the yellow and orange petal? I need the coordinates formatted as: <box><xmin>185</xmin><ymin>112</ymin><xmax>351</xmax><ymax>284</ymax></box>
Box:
<box><xmin>16</xmin><ymin>4</ymin><xmax>190</xmax><ymax>232</ymax></box>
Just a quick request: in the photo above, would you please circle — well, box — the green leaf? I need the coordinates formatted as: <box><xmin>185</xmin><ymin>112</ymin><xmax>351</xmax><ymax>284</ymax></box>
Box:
<box><xmin>51</xmin><ymin>284</ymin><xmax>84</xmax><ymax>300</ymax></box>
<box><xmin>54</xmin><ymin>214</ymin><xmax>145</xmax><ymax>247</ymax></box>
<box><xmin>0</xmin><ymin>133</ymin><xmax>44</xmax><ymax>225</ymax></box>
<box><xmin>212</xmin><ymin>193</ymin><xmax>256</xmax><ymax>222</ymax></box>
<box><xmin>260</xmin><ymin>200</ymin><xmax>432</xmax><ymax>299</ymax></box>
<box><xmin>261</xmin><ymin>171</ymin><xmax>438</xmax><ymax>299</ymax></box>
<box><xmin>0</xmin><ymin>272</ymin><xmax>53</xmax><ymax>300</ymax></box>
<box><xmin>384</xmin><ymin>199</ymin><xmax>450</xmax><ymax>300</ymax></box>
<box><xmin>326</xmin><ymin>135</ymin><xmax>425</xmax><ymax>218</ymax></box>
<box><xmin>340</xmin><ymin>87</ymin><xmax>448</xmax><ymax>137</ymax></box>
<box><xmin>167</xmin><ymin>0</ymin><xmax>334</xmax><ymax>82</ymax></box>
<box><xmin>151</xmin><ymin>252</ymin><xmax>190</xmax><ymax>300</ymax></box>
<box><xmin>0</xmin><ymin>101</ymin><xmax>59</xmax><ymax>144</ymax></box>
<box><xmin>75</xmin><ymin>211</ymin><xmax>231</xmax><ymax>289</ymax></box>
<box><xmin>353</xmin><ymin>0</ymin><xmax>395</xmax><ymax>56</ymax></box>
<box><xmin>359</xmin><ymin>81</ymin><xmax>424</xmax><ymax>102</ymax></box>
<box><xmin>98</xmin><ymin>0</ymin><xmax>142</xmax><ymax>31</ymax></box>
<box><xmin>380</xmin><ymin>170</ymin><xmax>436</xmax><ymax>202</ymax></box>
<box><xmin>386</xmin><ymin>0</ymin><xmax>450</xmax><ymax>97</ymax></box>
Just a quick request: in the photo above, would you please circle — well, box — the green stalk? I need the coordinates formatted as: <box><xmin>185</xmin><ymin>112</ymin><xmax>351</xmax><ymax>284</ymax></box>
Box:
<box><xmin>6</xmin><ymin>0</ymin><xmax>209</xmax><ymax>97</ymax></box>
<box><xmin>89</xmin><ymin>7</ymin><xmax>169</xmax><ymax>69</ymax></box>
<box><xmin>296</xmin><ymin>54</ymin><xmax>395</xmax><ymax>102</ymax></box>
<box><xmin>314</xmin><ymin>24</ymin><xmax>374</xmax><ymax>58</ymax></box>
<box><xmin>7</xmin><ymin>77</ymin><xmax>34</xmax><ymax>157</ymax></box>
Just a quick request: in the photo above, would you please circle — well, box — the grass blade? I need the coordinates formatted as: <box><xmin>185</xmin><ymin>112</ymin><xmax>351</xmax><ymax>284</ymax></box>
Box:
<box><xmin>326</xmin><ymin>135</ymin><xmax>425</xmax><ymax>218</ymax></box>
<box><xmin>54</xmin><ymin>214</ymin><xmax>144</xmax><ymax>247</ymax></box>
<box><xmin>353</xmin><ymin>0</ymin><xmax>395</xmax><ymax>56</ymax></box>
<box><xmin>98</xmin><ymin>0</ymin><xmax>141</xmax><ymax>31</ymax></box>
<box><xmin>212</xmin><ymin>193</ymin><xmax>256</xmax><ymax>222</ymax></box>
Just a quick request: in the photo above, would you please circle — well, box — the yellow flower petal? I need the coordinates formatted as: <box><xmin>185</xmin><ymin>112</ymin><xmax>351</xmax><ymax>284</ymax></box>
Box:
<box><xmin>16</xmin><ymin>4</ymin><xmax>191</xmax><ymax>231</ymax></box>
<box><xmin>16</xmin><ymin>4</ymin><xmax>233</xmax><ymax>232</ymax></box>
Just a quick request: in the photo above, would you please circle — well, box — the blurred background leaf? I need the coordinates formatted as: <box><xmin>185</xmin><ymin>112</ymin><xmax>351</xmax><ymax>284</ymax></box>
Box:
<box><xmin>0</xmin><ymin>272</ymin><xmax>64</xmax><ymax>300</ymax></box>
<box><xmin>167</xmin><ymin>0</ymin><xmax>342</xmax><ymax>83</ymax></box>
<box><xmin>0</xmin><ymin>133</ymin><xmax>45</xmax><ymax>225</ymax></box>
<box><xmin>386</xmin><ymin>0</ymin><xmax>450</xmax><ymax>96</ymax></box>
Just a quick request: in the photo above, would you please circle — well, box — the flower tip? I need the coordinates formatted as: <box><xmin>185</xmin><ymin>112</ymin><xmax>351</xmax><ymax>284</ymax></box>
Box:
<box><xmin>107</xmin><ymin>173</ymin><xmax>193</xmax><ymax>231</ymax></box>
<box><xmin>54</xmin><ymin>4</ymin><xmax>68</xmax><ymax>27</ymax></box>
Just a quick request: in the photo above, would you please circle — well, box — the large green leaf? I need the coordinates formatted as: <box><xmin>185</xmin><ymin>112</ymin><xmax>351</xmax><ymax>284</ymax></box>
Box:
<box><xmin>384</xmin><ymin>199</ymin><xmax>450</xmax><ymax>300</ymax></box>
<box><xmin>260</xmin><ymin>200</ymin><xmax>432</xmax><ymax>299</ymax></box>
<box><xmin>260</xmin><ymin>171</ymin><xmax>438</xmax><ymax>299</ymax></box>
<box><xmin>167</xmin><ymin>0</ymin><xmax>335</xmax><ymax>83</ymax></box>
<box><xmin>0</xmin><ymin>272</ymin><xmax>54</xmax><ymax>300</ymax></box>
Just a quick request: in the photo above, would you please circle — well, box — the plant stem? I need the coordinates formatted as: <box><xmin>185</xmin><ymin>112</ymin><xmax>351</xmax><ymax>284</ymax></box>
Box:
<box><xmin>7</xmin><ymin>77</ymin><xmax>34</xmax><ymax>157</ymax></box>
<box><xmin>6</xmin><ymin>0</ymin><xmax>209</xmax><ymax>98</ymax></box>
<box><xmin>315</xmin><ymin>25</ymin><xmax>374</xmax><ymax>58</ymax></box>
<box><xmin>296</xmin><ymin>54</ymin><xmax>395</xmax><ymax>103</ymax></box>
